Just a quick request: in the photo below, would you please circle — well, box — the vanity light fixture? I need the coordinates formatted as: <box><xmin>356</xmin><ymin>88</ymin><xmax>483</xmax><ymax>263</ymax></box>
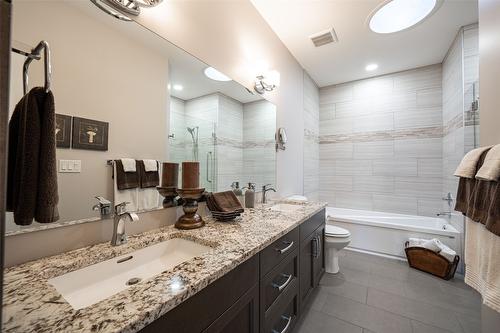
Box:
<box><xmin>90</xmin><ymin>0</ymin><xmax>163</xmax><ymax>20</ymax></box>
<box><xmin>254</xmin><ymin>70</ymin><xmax>280</xmax><ymax>94</ymax></box>
<box><xmin>369</xmin><ymin>0</ymin><xmax>438</xmax><ymax>34</ymax></box>
<box><xmin>365</xmin><ymin>63</ymin><xmax>378</xmax><ymax>71</ymax></box>
<box><xmin>204</xmin><ymin>67</ymin><xmax>232</xmax><ymax>82</ymax></box>
<box><xmin>173</xmin><ymin>84</ymin><xmax>183</xmax><ymax>91</ymax></box>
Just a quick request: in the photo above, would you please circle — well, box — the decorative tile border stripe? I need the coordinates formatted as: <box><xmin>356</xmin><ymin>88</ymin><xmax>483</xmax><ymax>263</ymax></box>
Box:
<box><xmin>317</xmin><ymin>113</ymin><xmax>467</xmax><ymax>144</ymax></box>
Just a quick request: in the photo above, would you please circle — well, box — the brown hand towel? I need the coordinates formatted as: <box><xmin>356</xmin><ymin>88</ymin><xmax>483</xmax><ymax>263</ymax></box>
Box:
<box><xmin>115</xmin><ymin>159</ymin><xmax>139</xmax><ymax>190</ymax></box>
<box><xmin>211</xmin><ymin>191</ymin><xmax>244</xmax><ymax>213</ymax></box>
<box><xmin>139</xmin><ymin>160</ymin><xmax>159</xmax><ymax>188</ymax></box>
<box><xmin>455</xmin><ymin>149</ymin><xmax>490</xmax><ymax>214</ymax></box>
<box><xmin>7</xmin><ymin>87</ymin><xmax>59</xmax><ymax>225</ymax></box>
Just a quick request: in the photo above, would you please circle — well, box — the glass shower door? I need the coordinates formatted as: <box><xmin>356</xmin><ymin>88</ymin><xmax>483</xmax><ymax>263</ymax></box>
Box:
<box><xmin>169</xmin><ymin>114</ymin><xmax>217</xmax><ymax>192</ymax></box>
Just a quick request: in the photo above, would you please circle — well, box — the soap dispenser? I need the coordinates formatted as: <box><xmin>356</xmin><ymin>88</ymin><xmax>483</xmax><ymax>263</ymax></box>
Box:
<box><xmin>231</xmin><ymin>182</ymin><xmax>244</xmax><ymax>206</ymax></box>
<box><xmin>244</xmin><ymin>183</ymin><xmax>256</xmax><ymax>208</ymax></box>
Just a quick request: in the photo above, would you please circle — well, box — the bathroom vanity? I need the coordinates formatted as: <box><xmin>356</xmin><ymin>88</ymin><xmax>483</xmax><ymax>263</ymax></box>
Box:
<box><xmin>2</xmin><ymin>202</ymin><xmax>326</xmax><ymax>333</ymax></box>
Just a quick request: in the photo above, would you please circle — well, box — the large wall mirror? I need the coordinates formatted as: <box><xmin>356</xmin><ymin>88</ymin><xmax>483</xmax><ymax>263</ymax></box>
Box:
<box><xmin>6</xmin><ymin>1</ymin><xmax>276</xmax><ymax>235</ymax></box>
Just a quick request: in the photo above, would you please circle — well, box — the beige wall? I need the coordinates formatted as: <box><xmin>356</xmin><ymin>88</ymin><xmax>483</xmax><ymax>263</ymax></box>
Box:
<box><xmin>479</xmin><ymin>0</ymin><xmax>500</xmax><ymax>146</ymax></box>
<box><xmin>8</xmin><ymin>2</ymin><xmax>169</xmax><ymax>230</ymax></box>
<box><xmin>135</xmin><ymin>0</ymin><xmax>305</xmax><ymax>197</ymax></box>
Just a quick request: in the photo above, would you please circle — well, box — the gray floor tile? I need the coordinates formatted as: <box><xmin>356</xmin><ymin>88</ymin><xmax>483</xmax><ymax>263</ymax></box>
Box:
<box><xmin>411</xmin><ymin>320</ymin><xmax>454</xmax><ymax>333</ymax></box>
<box><xmin>367</xmin><ymin>272</ymin><xmax>407</xmax><ymax>297</ymax></box>
<box><xmin>333</xmin><ymin>266</ymin><xmax>371</xmax><ymax>286</ymax></box>
<box><xmin>456</xmin><ymin>313</ymin><xmax>481</xmax><ymax>333</ymax></box>
<box><xmin>321</xmin><ymin>293</ymin><xmax>413</xmax><ymax>333</ymax></box>
<box><xmin>294</xmin><ymin>309</ymin><xmax>363</xmax><ymax>333</ymax></box>
<box><xmin>320</xmin><ymin>274</ymin><xmax>368</xmax><ymax>303</ymax></box>
<box><xmin>366</xmin><ymin>288</ymin><xmax>463</xmax><ymax>333</ymax></box>
<box><xmin>306</xmin><ymin>287</ymin><xmax>328</xmax><ymax>311</ymax></box>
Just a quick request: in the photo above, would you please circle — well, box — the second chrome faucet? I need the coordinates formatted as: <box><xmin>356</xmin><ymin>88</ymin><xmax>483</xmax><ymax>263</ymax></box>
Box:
<box><xmin>111</xmin><ymin>202</ymin><xmax>139</xmax><ymax>246</ymax></box>
<box><xmin>262</xmin><ymin>184</ymin><xmax>276</xmax><ymax>204</ymax></box>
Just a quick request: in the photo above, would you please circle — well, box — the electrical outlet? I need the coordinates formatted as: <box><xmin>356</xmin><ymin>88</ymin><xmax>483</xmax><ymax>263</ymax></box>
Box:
<box><xmin>59</xmin><ymin>160</ymin><xmax>82</xmax><ymax>173</ymax></box>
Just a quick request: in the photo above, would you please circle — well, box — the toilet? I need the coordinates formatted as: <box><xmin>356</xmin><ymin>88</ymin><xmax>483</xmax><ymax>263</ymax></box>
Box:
<box><xmin>324</xmin><ymin>224</ymin><xmax>351</xmax><ymax>274</ymax></box>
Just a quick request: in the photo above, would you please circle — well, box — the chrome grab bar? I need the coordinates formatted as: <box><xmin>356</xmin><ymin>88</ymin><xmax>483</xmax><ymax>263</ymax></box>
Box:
<box><xmin>276</xmin><ymin>241</ymin><xmax>294</xmax><ymax>254</ymax></box>
<box><xmin>272</xmin><ymin>315</ymin><xmax>293</xmax><ymax>333</ymax></box>
<box><xmin>272</xmin><ymin>274</ymin><xmax>293</xmax><ymax>292</ymax></box>
<box><xmin>206</xmin><ymin>151</ymin><xmax>212</xmax><ymax>183</ymax></box>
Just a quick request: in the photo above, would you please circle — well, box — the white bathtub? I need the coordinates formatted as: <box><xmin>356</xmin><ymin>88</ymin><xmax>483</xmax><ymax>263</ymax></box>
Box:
<box><xmin>326</xmin><ymin>207</ymin><xmax>461</xmax><ymax>260</ymax></box>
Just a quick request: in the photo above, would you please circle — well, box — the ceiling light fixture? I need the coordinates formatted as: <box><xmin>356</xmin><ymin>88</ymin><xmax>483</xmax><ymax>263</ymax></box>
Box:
<box><xmin>365</xmin><ymin>63</ymin><xmax>378</xmax><ymax>71</ymax></box>
<box><xmin>173</xmin><ymin>84</ymin><xmax>183</xmax><ymax>91</ymax></box>
<box><xmin>204</xmin><ymin>67</ymin><xmax>232</xmax><ymax>82</ymax></box>
<box><xmin>254</xmin><ymin>70</ymin><xmax>280</xmax><ymax>94</ymax></box>
<box><xmin>369</xmin><ymin>0</ymin><xmax>438</xmax><ymax>34</ymax></box>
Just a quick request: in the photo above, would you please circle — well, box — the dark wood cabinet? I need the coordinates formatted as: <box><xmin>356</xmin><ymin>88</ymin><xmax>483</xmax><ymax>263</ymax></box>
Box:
<box><xmin>299</xmin><ymin>209</ymin><xmax>326</xmax><ymax>311</ymax></box>
<box><xmin>140</xmin><ymin>209</ymin><xmax>325</xmax><ymax>333</ymax></box>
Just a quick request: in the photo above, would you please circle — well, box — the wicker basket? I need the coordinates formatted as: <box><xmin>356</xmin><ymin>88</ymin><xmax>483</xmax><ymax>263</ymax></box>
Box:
<box><xmin>404</xmin><ymin>241</ymin><xmax>460</xmax><ymax>280</ymax></box>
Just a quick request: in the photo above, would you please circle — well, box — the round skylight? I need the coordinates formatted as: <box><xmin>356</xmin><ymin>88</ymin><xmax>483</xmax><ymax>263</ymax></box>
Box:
<box><xmin>204</xmin><ymin>67</ymin><xmax>232</xmax><ymax>82</ymax></box>
<box><xmin>369</xmin><ymin>0</ymin><xmax>437</xmax><ymax>34</ymax></box>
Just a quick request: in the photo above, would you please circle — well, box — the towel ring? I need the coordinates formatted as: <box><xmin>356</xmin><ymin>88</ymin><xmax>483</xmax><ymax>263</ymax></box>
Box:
<box><xmin>22</xmin><ymin>40</ymin><xmax>52</xmax><ymax>95</ymax></box>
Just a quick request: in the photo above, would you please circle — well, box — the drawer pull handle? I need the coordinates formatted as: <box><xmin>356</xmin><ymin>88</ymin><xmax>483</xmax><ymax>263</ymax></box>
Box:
<box><xmin>272</xmin><ymin>274</ymin><xmax>293</xmax><ymax>292</ymax></box>
<box><xmin>272</xmin><ymin>315</ymin><xmax>293</xmax><ymax>333</ymax></box>
<box><xmin>276</xmin><ymin>241</ymin><xmax>294</xmax><ymax>254</ymax></box>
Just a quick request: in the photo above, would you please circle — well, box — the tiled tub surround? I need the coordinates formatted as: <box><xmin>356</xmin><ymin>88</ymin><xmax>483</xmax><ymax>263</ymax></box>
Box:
<box><xmin>303</xmin><ymin>71</ymin><xmax>320</xmax><ymax>201</ymax></box>
<box><xmin>319</xmin><ymin>64</ymin><xmax>445</xmax><ymax>216</ymax></box>
<box><xmin>169</xmin><ymin>94</ymin><xmax>276</xmax><ymax>191</ymax></box>
<box><xmin>2</xmin><ymin>201</ymin><xmax>326</xmax><ymax>333</ymax></box>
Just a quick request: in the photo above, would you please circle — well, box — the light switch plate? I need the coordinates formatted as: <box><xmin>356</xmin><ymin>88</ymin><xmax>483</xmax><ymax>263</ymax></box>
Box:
<box><xmin>59</xmin><ymin>160</ymin><xmax>82</xmax><ymax>173</ymax></box>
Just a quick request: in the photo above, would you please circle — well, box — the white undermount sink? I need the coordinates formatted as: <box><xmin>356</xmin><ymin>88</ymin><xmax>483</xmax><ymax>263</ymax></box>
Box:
<box><xmin>270</xmin><ymin>203</ymin><xmax>303</xmax><ymax>213</ymax></box>
<box><xmin>48</xmin><ymin>238</ymin><xmax>212</xmax><ymax>310</ymax></box>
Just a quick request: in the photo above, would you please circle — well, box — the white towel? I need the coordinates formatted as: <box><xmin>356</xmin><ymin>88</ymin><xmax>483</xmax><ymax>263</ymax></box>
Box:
<box><xmin>121</xmin><ymin>158</ymin><xmax>137</xmax><ymax>172</ymax></box>
<box><xmin>438</xmin><ymin>244</ymin><xmax>456</xmax><ymax>262</ymax></box>
<box><xmin>113</xmin><ymin>163</ymin><xmax>138</xmax><ymax>211</ymax></box>
<box><xmin>422</xmin><ymin>238</ymin><xmax>443</xmax><ymax>253</ymax></box>
<box><xmin>138</xmin><ymin>187</ymin><xmax>161</xmax><ymax>211</ymax></box>
<box><xmin>142</xmin><ymin>159</ymin><xmax>158</xmax><ymax>172</ymax></box>
<box><xmin>465</xmin><ymin>218</ymin><xmax>500</xmax><ymax>313</ymax></box>
<box><xmin>454</xmin><ymin>146</ymin><xmax>493</xmax><ymax>178</ymax></box>
<box><xmin>408</xmin><ymin>238</ymin><xmax>425</xmax><ymax>247</ymax></box>
<box><xmin>476</xmin><ymin>144</ymin><xmax>500</xmax><ymax>181</ymax></box>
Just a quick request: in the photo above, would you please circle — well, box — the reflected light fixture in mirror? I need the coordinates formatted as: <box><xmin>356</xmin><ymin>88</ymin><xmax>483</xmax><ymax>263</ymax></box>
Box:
<box><xmin>204</xmin><ymin>67</ymin><xmax>232</xmax><ymax>82</ymax></box>
<box><xmin>254</xmin><ymin>70</ymin><xmax>280</xmax><ymax>94</ymax></box>
<box><xmin>365</xmin><ymin>63</ymin><xmax>378</xmax><ymax>71</ymax></box>
<box><xmin>90</xmin><ymin>0</ymin><xmax>163</xmax><ymax>20</ymax></box>
<box><xmin>173</xmin><ymin>84</ymin><xmax>183</xmax><ymax>91</ymax></box>
<box><xmin>369</xmin><ymin>0</ymin><xmax>437</xmax><ymax>34</ymax></box>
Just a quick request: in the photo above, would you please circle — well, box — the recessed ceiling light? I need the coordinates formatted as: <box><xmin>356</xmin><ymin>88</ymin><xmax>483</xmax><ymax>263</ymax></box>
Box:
<box><xmin>369</xmin><ymin>0</ymin><xmax>437</xmax><ymax>34</ymax></box>
<box><xmin>365</xmin><ymin>63</ymin><xmax>378</xmax><ymax>71</ymax></box>
<box><xmin>173</xmin><ymin>84</ymin><xmax>183</xmax><ymax>91</ymax></box>
<box><xmin>204</xmin><ymin>67</ymin><xmax>232</xmax><ymax>82</ymax></box>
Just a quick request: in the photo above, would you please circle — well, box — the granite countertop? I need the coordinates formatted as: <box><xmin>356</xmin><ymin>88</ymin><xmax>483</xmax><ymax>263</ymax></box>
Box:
<box><xmin>2</xmin><ymin>201</ymin><xmax>326</xmax><ymax>333</ymax></box>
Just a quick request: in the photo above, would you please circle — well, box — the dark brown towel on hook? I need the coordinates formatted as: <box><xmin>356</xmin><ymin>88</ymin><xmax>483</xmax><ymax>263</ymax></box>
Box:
<box><xmin>455</xmin><ymin>149</ymin><xmax>490</xmax><ymax>214</ymax></box>
<box><xmin>139</xmin><ymin>160</ymin><xmax>159</xmax><ymax>188</ymax></box>
<box><xmin>115</xmin><ymin>159</ymin><xmax>139</xmax><ymax>190</ymax></box>
<box><xmin>211</xmin><ymin>191</ymin><xmax>244</xmax><ymax>213</ymax></box>
<box><xmin>7</xmin><ymin>87</ymin><xmax>59</xmax><ymax>225</ymax></box>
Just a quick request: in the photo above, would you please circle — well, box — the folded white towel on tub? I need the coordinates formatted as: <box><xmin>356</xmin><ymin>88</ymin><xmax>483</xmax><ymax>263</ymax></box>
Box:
<box><xmin>422</xmin><ymin>239</ymin><xmax>443</xmax><ymax>253</ymax></box>
<box><xmin>439</xmin><ymin>245</ymin><xmax>457</xmax><ymax>262</ymax></box>
<box><xmin>120</xmin><ymin>158</ymin><xmax>137</xmax><ymax>172</ymax></box>
<box><xmin>408</xmin><ymin>238</ymin><xmax>425</xmax><ymax>247</ymax></box>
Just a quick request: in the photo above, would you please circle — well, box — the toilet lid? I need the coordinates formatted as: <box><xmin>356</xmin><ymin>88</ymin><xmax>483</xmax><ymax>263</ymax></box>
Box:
<box><xmin>325</xmin><ymin>225</ymin><xmax>350</xmax><ymax>237</ymax></box>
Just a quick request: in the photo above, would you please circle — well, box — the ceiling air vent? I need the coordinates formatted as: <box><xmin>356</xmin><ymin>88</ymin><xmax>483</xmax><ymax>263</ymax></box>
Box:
<box><xmin>309</xmin><ymin>28</ymin><xmax>339</xmax><ymax>47</ymax></box>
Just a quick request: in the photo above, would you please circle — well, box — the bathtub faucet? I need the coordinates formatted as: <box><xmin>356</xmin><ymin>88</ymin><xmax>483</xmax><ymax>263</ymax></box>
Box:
<box><xmin>437</xmin><ymin>211</ymin><xmax>452</xmax><ymax>218</ymax></box>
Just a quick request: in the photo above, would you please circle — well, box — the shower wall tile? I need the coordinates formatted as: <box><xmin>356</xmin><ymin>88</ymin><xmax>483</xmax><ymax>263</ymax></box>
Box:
<box><xmin>319</xmin><ymin>64</ymin><xmax>444</xmax><ymax>217</ymax></box>
<box><xmin>373</xmin><ymin>194</ymin><xmax>418</xmax><ymax>215</ymax></box>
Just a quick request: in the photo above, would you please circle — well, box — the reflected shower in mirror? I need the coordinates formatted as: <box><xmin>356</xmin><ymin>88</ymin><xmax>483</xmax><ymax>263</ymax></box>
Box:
<box><xmin>6</xmin><ymin>0</ymin><xmax>276</xmax><ymax>235</ymax></box>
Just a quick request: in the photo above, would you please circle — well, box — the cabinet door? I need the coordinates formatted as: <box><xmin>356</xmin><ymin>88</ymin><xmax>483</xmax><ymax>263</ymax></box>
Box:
<box><xmin>203</xmin><ymin>285</ymin><xmax>259</xmax><ymax>333</ymax></box>
<box><xmin>313</xmin><ymin>226</ymin><xmax>325</xmax><ymax>286</ymax></box>
<box><xmin>299</xmin><ymin>231</ymin><xmax>316</xmax><ymax>309</ymax></box>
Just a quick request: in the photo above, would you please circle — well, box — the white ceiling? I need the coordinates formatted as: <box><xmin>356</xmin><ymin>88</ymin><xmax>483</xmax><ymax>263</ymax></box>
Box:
<box><xmin>69</xmin><ymin>1</ymin><xmax>261</xmax><ymax>103</ymax></box>
<box><xmin>251</xmin><ymin>0</ymin><xmax>478</xmax><ymax>87</ymax></box>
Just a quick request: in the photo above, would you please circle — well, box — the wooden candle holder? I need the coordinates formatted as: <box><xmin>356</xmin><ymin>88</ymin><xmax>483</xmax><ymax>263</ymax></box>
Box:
<box><xmin>175</xmin><ymin>188</ymin><xmax>205</xmax><ymax>229</ymax></box>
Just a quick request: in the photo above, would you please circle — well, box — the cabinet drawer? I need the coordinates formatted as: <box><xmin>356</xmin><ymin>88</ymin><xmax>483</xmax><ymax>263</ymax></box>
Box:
<box><xmin>299</xmin><ymin>209</ymin><xmax>325</xmax><ymax>241</ymax></box>
<box><xmin>260</xmin><ymin>227</ymin><xmax>299</xmax><ymax>277</ymax></box>
<box><xmin>260</xmin><ymin>248</ymin><xmax>298</xmax><ymax>313</ymax></box>
<box><xmin>263</xmin><ymin>282</ymin><xmax>299</xmax><ymax>333</ymax></box>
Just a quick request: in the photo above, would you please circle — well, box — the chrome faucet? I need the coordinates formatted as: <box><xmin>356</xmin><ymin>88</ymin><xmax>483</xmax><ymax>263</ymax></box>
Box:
<box><xmin>92</xmin><ymin>196</ymin><xmax>112</xmax><ymax>218</ymax></box>
<box><xmin>437</xmin><ymin>192</ymin><xmax>454</xmax><ymax>218</ymax></box>
<box><xmin>262</xmin><ymin>184</ymin><xmax>276</xmax><ymax>204</ymax></box>
<box><xmin>111</xmin><ymin>202</ymin><xmax>139</xmax><ymax>246</ymax></box>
